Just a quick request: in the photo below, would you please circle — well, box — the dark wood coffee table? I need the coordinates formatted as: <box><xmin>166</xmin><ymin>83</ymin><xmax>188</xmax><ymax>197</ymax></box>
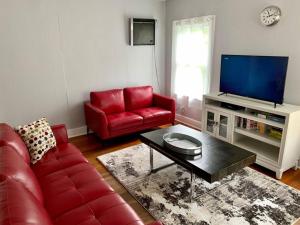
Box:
<box><xmin>140</xmin><ymin>125</ymin><xmax>256</xmax><ymax>201</ymax></box>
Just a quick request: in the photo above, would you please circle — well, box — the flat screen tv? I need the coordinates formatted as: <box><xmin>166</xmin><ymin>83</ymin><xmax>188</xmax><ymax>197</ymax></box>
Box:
<box><xmin>220</xmin><ymin>55</ymin><xmax>289</xmax><ymax>105</ymax></box>
<box><xmin>129</xmin><ymin>18</ymin><xmax>155</xmax><ymax>46</ymax></box>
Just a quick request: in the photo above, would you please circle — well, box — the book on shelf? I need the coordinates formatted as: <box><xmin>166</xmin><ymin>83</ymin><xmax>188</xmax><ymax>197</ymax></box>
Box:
<box><xmin>242</xmin><ymin>118</ymin><xmax>247</xmax><ymax>129</ymax></box>
<box><xmin>236</xmin><ymin>117</ymin><xmax>242</xmax><ymax>127</ymax></box>
<box><xmin>257</xmin><ymin>114</ymin><xmax>267</xmax><ymax>134</ymax></box>
<box><xmin>269</xmin><ymin>127</ymin><xmax>282</xmax><ymax>140</ymax></box>
<box><xmin>267</xmin><ymin>114</ymin><xmax>285</xmax><ymax>124</ymax></box>
<box><xmin>237</xmin><ymin>118</ymin><xmax>258</xmax><ymax>131</ymax></box>
<box><xmin>246</xmin><ymin>119</ymin><xmax>251</xmax><ymax>130</ymax></box>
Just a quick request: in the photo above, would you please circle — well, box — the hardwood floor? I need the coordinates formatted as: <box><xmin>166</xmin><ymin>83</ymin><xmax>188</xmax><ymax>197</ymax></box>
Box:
<box><xmin>70</xmin><ymin>127</ymin><xmax>300</xmax><ymax>224</ymax></box>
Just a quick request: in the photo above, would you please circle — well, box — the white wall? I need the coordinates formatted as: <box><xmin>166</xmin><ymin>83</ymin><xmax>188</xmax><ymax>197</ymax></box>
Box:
<box><xmin>0</xmin><ymin>0</ymin><xmax>165</xmax><ymax>129</ymax></box>
<box><xmin>166</xmin><ymin>0</ymin><xmax>300</xmax><ymax>119</ymax></box>
<box><xmin>4</xmin><ymin>0</ymin><xmax>300</xmax><ymax>130</ymax></box>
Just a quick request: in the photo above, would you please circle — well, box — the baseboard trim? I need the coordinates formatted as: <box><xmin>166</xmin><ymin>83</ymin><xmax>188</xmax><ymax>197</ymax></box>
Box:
<box><xmin>68</xmin><ymin>126</ymin><xmax>87</xmax><ymax>138</ymax></box>
<box><xmin>175</xmin><ymin>114</ymin><xmax>201</xmax><ymax>130</ymax></box>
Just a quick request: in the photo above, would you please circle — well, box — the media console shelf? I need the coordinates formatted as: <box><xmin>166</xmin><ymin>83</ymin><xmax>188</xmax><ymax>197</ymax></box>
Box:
<box><xmin>202</xmin><ymin>93</ymin><xmax>300</xmax><ymax>179</ymax></box>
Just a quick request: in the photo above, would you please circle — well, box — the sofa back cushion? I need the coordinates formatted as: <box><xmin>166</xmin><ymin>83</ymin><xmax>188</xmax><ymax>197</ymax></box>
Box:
<box><xmin>124</xmin><ymin>86</ymin><xmax>153</xmax><ymax>111</ymax></box>
<box><xmin>0</xmin><ymin>179</ymin><xmax>53</xmax><ymax>225</ymax></box>
<box><xmin>0</xmin><ymin>146</ymin><xmax>44</xmax><ymax>204</ymax></box>
<box><xmin>91</xmin><ymin>89</ymin><xmax>125</xmax><ymax>114</ymax></box>
<box><xmin>0</xmin><ymin>123</ymin><xmax>30</xmax><ymax>164</ymax></box>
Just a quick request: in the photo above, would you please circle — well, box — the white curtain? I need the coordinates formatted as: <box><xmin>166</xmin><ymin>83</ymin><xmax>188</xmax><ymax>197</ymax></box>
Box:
<box><xmin>171</xmin><ymin>16</ymin><xmax>215</xmax><ymax>103</ymax></box>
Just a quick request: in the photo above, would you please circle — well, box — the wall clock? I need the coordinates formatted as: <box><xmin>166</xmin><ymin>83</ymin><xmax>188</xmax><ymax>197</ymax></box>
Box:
<box><xmin>260</xmin><ymin>6</ymin><xmax>281</xmax><ymax>26</ymax></box>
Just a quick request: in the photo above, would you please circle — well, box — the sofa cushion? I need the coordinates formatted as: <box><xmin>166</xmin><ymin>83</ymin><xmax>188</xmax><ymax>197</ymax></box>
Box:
<box><xmin>53</xmin><ymin>193</ymin><xmax>144</xmax><ymax>225</ymax></box>
<box><xmin>32</xmin><ymin>143</ymin><xmax>88</xmax><ymax>178</ymax></box>
<box><xmin>0</xmin><ymin>146</ymin><xmax>44</xmax><ymax>204</ymax></box>
<box><xmin>91</xmin><ymin>89</ymin><xmax>125</xmax><ymax>114</ymax></box>
<box><xmin>37</xmin><ymin>163</ymin><xmax>114</xmax><ymax>219</ymax></box>
<box><xmin>0</xmin><ymin>123</ymin><xmax>30</xmax><ymax>164</ymax></box>
<box><xmin>0</xmin><ymin>179</ymin><xmax>53</xmax><ymax>225</ymax></box>
<box><xmin>107</xmin><ymin>112</ymin><xmax>143</xmax><ymax>131</ymax></box>
<box><xmin>132</xmin><ymin>107</ymin><xmax>172</xmax><ymax>124</ymax></box>
<box><xmin>124</xmin><ymin>86</ymin><xmax>153</xmax><ymax>111</ymax></box>
<box><xmin>16</xmin><ymin>118</ymin><xmax>57</xmax><ymax>164</ymax></box>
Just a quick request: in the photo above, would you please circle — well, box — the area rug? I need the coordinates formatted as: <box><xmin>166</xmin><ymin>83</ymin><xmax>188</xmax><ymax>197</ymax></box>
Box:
<box><xmin>97</xmin><ymin>144</ymin><xmax>300</xmax><ymax>225</ymax></box>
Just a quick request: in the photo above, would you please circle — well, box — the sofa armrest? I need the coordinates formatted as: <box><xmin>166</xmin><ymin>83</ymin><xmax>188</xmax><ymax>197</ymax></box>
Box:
<box><xmin>147</xmin><ymin>222</ymin><xmax>163</xmax><ymax>225</ymax></box>
<box><xmin>84</xmin><ymin>102</ymin><xmax>109</xmax><ymax>139</ymax></box>
<box><xmin>153</xmin><ymin>93</ymin><xmax>176</xmax><ymax>123</ymax></box>
<box><xmin>51</xmin><ymin>124</ymin><xmax>68</xmax><ymax>145</ymax></box>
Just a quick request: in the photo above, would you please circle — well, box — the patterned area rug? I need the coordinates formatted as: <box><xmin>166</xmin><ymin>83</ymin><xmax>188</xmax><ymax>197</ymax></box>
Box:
<box><xmin>97</xmin><ymin>144</ymin><xmax>300</xmax><ymax>225</ymax></box>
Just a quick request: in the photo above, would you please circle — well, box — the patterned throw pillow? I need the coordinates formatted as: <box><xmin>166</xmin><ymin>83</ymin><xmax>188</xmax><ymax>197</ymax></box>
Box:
<box><xmin>16</xmin><ymin>118</ymin><xmax>56</xmax><ymax>164</ymax></box>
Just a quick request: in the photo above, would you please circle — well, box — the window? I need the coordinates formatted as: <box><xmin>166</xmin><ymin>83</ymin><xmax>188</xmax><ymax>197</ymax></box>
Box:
<box><xmin>171</xmin><ymin>16</ymin><xmax>215</xmax><ymax>102</ymax></box>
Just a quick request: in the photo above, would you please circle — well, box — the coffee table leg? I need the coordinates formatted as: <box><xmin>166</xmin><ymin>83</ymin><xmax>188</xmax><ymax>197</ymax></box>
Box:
<box><xmin>150</xmin><ymin>147</ymin><xmax>154</xmax><ymax>173</ymax></box>
<box><xmin>148</xmin><ymin>146</ymin><xmax>176</xmax><ymax>173</ymax></box>
<box><xmin>190</xmin><ymin>171</ymin><xmax>195</xmax><ymax>202</ymax></box>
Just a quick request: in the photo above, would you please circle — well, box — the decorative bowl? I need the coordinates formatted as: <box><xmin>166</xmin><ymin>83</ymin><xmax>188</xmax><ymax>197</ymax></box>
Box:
<box><xmin>163</xmin><ymin>132</ymin><xmax>202</xmax><ymax>156</ymax></box>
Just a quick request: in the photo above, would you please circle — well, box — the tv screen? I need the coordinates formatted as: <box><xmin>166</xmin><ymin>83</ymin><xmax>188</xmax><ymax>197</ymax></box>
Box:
<box><xmin>130</xmin><ymin>18</ymin><xmax>155</xmax><ymax>46</ymax></box>
<box><xmin>220</xmin><ymin>55</ymin><xmax>289</xmax><ymax>104</ymax></box>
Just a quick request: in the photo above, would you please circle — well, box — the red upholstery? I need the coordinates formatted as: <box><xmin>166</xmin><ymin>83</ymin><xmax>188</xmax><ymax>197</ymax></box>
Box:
<box><xmin>32</xmin><ymin>143</ymin><xmax>88</xmax><ymax>178</ymax></box>
<box><xmin>0</xmin><ymin>179</ymin><xmax>53</xmax><ymax>225</ymax></box>
<box><xmin>109</xmin><ymin>120</ymin><xmax>171</xmax><ymax>139</ymax></box>
<box><xmin>153</xmin><ymin>93</ymin><xmax>176</xmax><ymax>123</ymax></box>
<box><xmin>0</xmin><ymin>146</ymin><xmax>44</xmax><ymax>203</ymax></box>
<box><xmin>0</xmin><ymin>123</ymin><xmax>30</xmax><ymax>164</ymax></box>
<box><xmin>84</xmin><ymin>102</ymin><xmax>110</xmax><ymax>139</ymax></box>
<box><xmin>124</xmin><ymin>86</ymin><xmax>153</xmax><ymax>111</ymax></box>
<box><xmin>51</xmin><ymin>124</ymin><xmax>68</xmax><ymax>145</ymax></box>
<box><xmin>36</xmin><ymin>163</ymin><xmax>114</xmax><ymax>219</ymax></box>
<box><xmin>132</xmin><ymin>107</ymin><xmax>172</xmax><ymax>124</ymax></box>
<box><xmin>85</xmin><ymin>86</ymin><xmax>176</xmax><ymax>140</ymax></box>
<box><xmin>0</xmin><ymin>124</ymin><xmax>162</xmax><ymax>225</ymax></box>
<box><xmin>53</xmin><ymin>193</ymin><xmax>144</xmax><ymax>225</ymax></box>
<box><xmin>107</xmin><ymin>112</ymin><xmax>143</xmax><ymax>131</ymax></box>
<box><xmin>91</xmin><ymin>89</ymin><xmax>125</xmax><ymax>114</ymax></box>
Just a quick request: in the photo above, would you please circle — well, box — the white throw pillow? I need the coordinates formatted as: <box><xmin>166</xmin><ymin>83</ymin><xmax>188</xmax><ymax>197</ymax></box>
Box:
<box><xmin>16</xmin><ymin>118</ymin><xmax>56</xmax><ymax>164</ymax></box>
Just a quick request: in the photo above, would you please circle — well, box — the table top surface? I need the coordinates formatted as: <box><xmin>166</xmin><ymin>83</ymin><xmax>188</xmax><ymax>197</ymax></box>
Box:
<box><xmin>140</xmin><ymin>125</ymin><xmax>256</xmax><ymax>183</ymax></box>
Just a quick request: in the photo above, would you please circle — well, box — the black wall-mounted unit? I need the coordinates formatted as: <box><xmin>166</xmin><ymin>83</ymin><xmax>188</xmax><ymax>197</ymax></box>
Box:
<box><xmin>129</xmin><ymin>18</ymin><xmax>155</xmax><ymax>46</ymax></box>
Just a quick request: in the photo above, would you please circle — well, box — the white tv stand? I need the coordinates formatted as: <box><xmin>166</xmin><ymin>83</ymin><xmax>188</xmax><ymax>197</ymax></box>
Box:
<box><xmin>202</xmin><ymin>93</ymin><xmax>300</xmax><ymax>179</ymax></box>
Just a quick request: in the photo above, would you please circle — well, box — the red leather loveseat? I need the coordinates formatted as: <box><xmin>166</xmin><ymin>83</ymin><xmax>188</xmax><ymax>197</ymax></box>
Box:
<box><xmin>0</xmin><ymin>123</ymin><xmax>162</xmax><ymax>225</ymax></box>
<box><xmin>84</xmin><ymin>86</ymin><xmax>175</xmax><ymax>140</ymax></box>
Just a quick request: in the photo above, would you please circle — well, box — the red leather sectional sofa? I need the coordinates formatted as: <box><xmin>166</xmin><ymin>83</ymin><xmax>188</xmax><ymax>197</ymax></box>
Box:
<box><xmin>84</xmin><ymin>86</ymin><xmax>175</xmax><ymax>140</ymax></box>
<box><xmin>0</xmin><ymin>123</ymin><xmax>162</xmax><ymax>225</ymax></box>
